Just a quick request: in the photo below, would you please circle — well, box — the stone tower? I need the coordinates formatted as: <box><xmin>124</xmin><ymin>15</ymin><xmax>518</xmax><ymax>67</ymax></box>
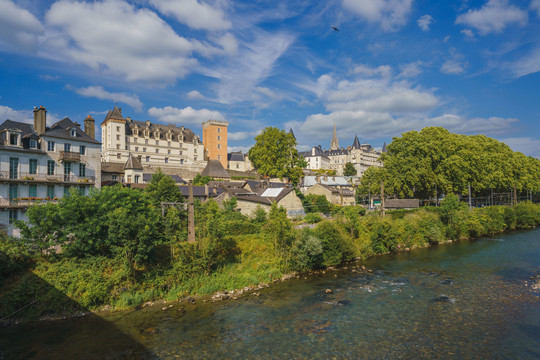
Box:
<box><xmin>330</xmin><ymin>121</ymin><xmax>339</xmax><ymax>150</ymax></box>
<box><xmin>84</xmin><ymin>115</ymin><xmax>95</xmax><ymax>139</ymax></box>
<box><xmin>202</xmin><ymin>120</ymin><xmax>228</xmax><ymax>168</ymax></box>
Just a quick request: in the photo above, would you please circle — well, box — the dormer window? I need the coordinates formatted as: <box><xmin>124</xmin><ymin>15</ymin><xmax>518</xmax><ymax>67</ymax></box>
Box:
<box><xmin>134</xmin><ymin>128</ymin><xmax>139</xmax><ymax>136</ymax></box>
<box><xmin>144</xmin><ymin>129</ymin><xmax>150</xmax><ymax>137</ymax></box>
<box><xmin>9</xmin><ymin>133</ymin><xmax>18</xmax><ymax>146</ymax></box>
<box><xmin>30</xmin><ymin>139</ymin><xmax>37</xmax><ymax>149</ymax></box>
<box><xmin>71</xmin><ymin>129</ymin><xmax>77</xmax><ymax>137</ymax></box>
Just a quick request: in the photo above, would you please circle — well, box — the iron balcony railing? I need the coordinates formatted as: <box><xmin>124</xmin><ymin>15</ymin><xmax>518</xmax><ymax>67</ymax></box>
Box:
<box><xmin>59</xmin><ymin>151</ymin><xmax>81</xmax><ymax>162</ymax></box>
<box><xmin>0</xmin><ymin>171</ymin><xmax>95</xmax><ymax>184</ymax></box>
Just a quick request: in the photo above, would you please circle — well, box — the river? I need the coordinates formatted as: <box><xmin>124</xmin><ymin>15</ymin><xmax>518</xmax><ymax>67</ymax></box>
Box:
<box><xmin>1</xmin><ymin>229</ymin><xmax>539</xmax><ymax>359</ymax></box>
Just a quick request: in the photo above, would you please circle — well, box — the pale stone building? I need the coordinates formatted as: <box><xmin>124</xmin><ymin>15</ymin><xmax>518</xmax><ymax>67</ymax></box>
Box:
<box><xmin>304</xmin><ymin>183</ymin><xmax>356</xmax><ymax>206</ymax></box>
<box><xmin>227</xmin><ymin>151</ymin><xmax>253</xmax><ymax>172</ymax></box>
<box><xmin>0</xmin><ymin>106</ymin><xmax>101</xmax><ymax>236</ymax></box>
<box><xmin>101</xmin><ymin>106</ymin><xmax>206</xmax><ymax>171</ymax></box>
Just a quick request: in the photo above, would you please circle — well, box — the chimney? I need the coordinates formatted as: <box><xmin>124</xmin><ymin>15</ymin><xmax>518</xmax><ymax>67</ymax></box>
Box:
<box><xmin>84</xmin><ymin>115</ymin><xmax>95</xmax><ymax>139</ymax></box>
<box><xmin>33</xmin><ymin>105</ymin><xmax>46</xmax><ymax>135</ymax></box>
<box><xmin>316</xmin><ymin>175</ymin><xmax>320</xmax><ymax>183</ymax></box>
<box><xmin>205</xmin><ymin>184</ymin><xmax>209</xmax><ymax>199</ymax></box>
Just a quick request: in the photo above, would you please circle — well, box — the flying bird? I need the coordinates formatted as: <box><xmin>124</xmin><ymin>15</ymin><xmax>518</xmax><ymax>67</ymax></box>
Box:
<box><xmin>332</xmin><ymin>26</ymin><xmax>340</xmax><ymax>31</ymax></box>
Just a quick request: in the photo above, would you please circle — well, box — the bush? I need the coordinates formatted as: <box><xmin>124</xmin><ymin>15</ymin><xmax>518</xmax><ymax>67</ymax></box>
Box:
<box><xmin>314</xmin><ymin>221</ymin><xmax>354</xmax><ymax>266</ymax></box>
<box><xmin>514</xmin><ymin>202</ymin><xmax>540</xmax><ymax>228</ymax></box>
<box><xmin>304</xmin><ymin>212</ymin><xmax>323</xmax><ymax>224</ymax></box>
<box><xmin>290</xmin><ymin>230</ymin><xmax>324</xmax><ymax>272</ymax></box>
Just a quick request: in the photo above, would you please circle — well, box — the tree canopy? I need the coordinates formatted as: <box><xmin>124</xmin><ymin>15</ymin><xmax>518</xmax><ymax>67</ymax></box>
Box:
<box><xmin>358</xmin><ymin>127</ymin><xmax>540</xmax><ymax>199</ymax></box>
<box><xmin>343</xmin><ymin>162</ymin><xmax>357</xmax><ymax>176</ymax></box>
<box><xmin>248</xmin><ymin>127</ymin><xmax>302</xmax><ymax>184</ymax></box>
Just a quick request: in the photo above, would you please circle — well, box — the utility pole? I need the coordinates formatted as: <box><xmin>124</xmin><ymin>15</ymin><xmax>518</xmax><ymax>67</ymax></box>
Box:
<box><xmin>368</xmin><ymin>183</ymin><xmax>371</xmax><ymax>209</ymax></box>
<box><xmin>380</xmin><ymin>180</ymin><xmax>385</xmax><ymax>217</ymax></box>
<box><xmin>513</xmin><ymin>185</ymin><xmax>517</xmax><ymax>206</ymax></box>
<box><xmin>188</xmin><ymin>180</ymin><xmax>195</xmax><ymax>244</ymax></box>
<box><xmin>468</xmin><ymin>183</ymin><xmax>472</xmax><ymax>211</ymax></box>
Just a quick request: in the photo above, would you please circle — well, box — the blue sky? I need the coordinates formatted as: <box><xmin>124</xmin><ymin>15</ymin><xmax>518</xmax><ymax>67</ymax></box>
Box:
<box><xmin>1</xmin><ymin>0</ymin><xmax>539</xmax><ymax>157</ymax></box>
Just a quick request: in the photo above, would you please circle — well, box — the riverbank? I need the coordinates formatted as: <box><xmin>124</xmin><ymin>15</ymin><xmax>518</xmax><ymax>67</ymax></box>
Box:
<box><xmin>1</xmin><ymin>201</ymin><xmax>539</xmax><ymax>324</ymax></box>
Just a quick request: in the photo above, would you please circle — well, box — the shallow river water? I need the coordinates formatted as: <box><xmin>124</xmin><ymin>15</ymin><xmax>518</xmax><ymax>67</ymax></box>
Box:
<box><xmin>1</xmin><ymin>229</ymin><xmax>539</xmax><ymax>359</ymax></box>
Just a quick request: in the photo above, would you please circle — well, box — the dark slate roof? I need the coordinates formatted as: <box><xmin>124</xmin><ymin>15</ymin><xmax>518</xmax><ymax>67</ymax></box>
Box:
<box><xmin>42</xmin><ymin>117</ymin><xmax>100</xmax><ymax>144</ymax></box>
<box><xmin>178</xmin><ymin>185</ymin><xmax>225</xmax><ymax>198</ymax></box>
<box><xmin>208</xmin><ymin>180</ymin><xmax>246</xmax><ymax>188</ymax></box>
<box><xmin>352</xmin><ymin>135</ymin><xmax>361</xmax><ymax>149</ymax></box>
<box><xmin>227</xmin><ymin>151</ymin><xmax>245</xmax><ymax>162</ymax></box>
<box><xmin>244</xmin><ymin>179</ymin><xmax>290</xmax><ymax>193</ymax></box>
<box><xmin>104</xmin><ymin>105</ymin><xmax>125</xmax><ymax>121</ymax></box>
<box><xmin>0</xmin><ymin>120</ymin><xmax>35</xmax><ymax>137</ymax></box>
<box><xmin>289</xmin><ymin>128</ymin><xmax>296</xmax><ymax>140</ymax></box>
<box><xmin>223</xmin><ymin>186</ymin><xmax>296</xmax><ymax>205</ymax></box>
<box><xmin>382</xmin><ymin>142</ymin><xmax>387</xmax><ymax>153</ymax></box>
<box><xmin>124</xmin><ymin>153</ymin><xmax>143</xmax><ymax>170</ymax></box>
<box><xmin>385</xmin><ymin>199</ymin><xmax>420</xmax><ymax>209</ymax></box>
<box><xmin>201</xmin><ymin>160</ymin><xmax>230</xmax><ymax>179</ymax></box>
<box><xmin>102</xmin><ymin>162</ymin><xmax>125</xmax><ymax>173</ymax></box>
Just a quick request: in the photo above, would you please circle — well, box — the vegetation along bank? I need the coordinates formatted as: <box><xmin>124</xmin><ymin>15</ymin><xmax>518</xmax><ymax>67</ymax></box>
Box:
<box><xmin>1</xmin><ymin>173</ymin><xmax>539</xmax><ymax>323</ymax></box>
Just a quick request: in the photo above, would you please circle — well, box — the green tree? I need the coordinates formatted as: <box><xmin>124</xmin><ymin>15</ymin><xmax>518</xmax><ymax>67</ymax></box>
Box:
<box><xmin>248</xmin><ymin>127</ymin><xmax>302</xmax><ymax>183</ymax></box>
<box><xmin>193</xmin><ymin>174</ymin><xmax>213</xmax><ymax>186</ymax></box>
<box><xmin>343</xmin><ymin>162</ymin><xmax>357</xmax><ymax>176</ymax></box>
<box><xmin>264</xmin><ymin>203</ymin><xmax>294</xmax><ymax>253</ymax></box>
<box><xmin>145</xmin><ymin>169</ymin><xmax>184</xmax><ymax>207</ymax></box>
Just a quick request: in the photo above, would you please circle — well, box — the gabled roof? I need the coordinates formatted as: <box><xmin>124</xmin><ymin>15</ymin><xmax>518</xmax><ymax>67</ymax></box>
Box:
<box><xmin>201</xmin><ymin>159</ymin><xmax>230</xmax><ymax>179</ymax></box>
<box><xmin>228</xmin><ymin>151</ymin><xmax>245</xmax><ymax>162</ymax></box>
<box><xmin>104</xmin><ymin>105</ymin><xmax>125</xmax><ymax>122</ymax></box>
<box><xmin>0</xmin><ymin>120</ymin><xmax>35</xmax><ymax>137</ymax></box>
<box><xmin>43</xmin><ymin>117</ymin><xmax>100</xmax><ymax>144</ymax></box>
<box><xmin>124</xmin><ymin>153</ymin><xmax>143</xmax><ymax>170</ymax></box>
<box><xmin>102</xmin><ymin>162</ymin><xmax>125</xmax><ymax>173</ymax></box>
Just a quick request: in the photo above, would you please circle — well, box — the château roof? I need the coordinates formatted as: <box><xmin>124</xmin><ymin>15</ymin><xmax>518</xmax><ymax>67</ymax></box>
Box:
<box><xmin>201</xmin><ymin>159</ymin><xmax>230</xmax><ymax>179</ymax></box>
<box><xmin>43</xmin><ymin>117</ymin><xmax>100</xmax><ymax>144</ymax></box>
<box><xmin>228</xmin><ymin>151</ymin><xmax>245</xmax><ymax>162</ymax></box>
<box><xmin>124</xmin><ymin>153</ymin><xmax>143</xmax><ymax>170</ymax></box>
<box><xmin>352</xmin><ymin>135</ymin><xmax>361</xmax><ymax>149</ymax></box>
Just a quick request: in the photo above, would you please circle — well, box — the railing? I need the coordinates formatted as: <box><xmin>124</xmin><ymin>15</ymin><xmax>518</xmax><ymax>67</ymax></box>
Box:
<box><xmin>0</xmin><ymin>198</ymin><xmax>59</xmax><ymax>208</ymax></box>
<box><xmin>59</xmin><ymin>151</ymin><xmax>81</xmax><ymax>162</ymax></box>
<box><xmin>0</xmin><ymin>171</ymin><xmax>95</xmax><ymax>184</ymax></box>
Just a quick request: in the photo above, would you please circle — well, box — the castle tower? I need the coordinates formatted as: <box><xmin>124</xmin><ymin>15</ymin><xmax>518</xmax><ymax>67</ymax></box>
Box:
<box><xmin>330</xmin><ymin>121</ymin><xmax>339</xmax><ymax>150</ymax></box>
<box><xmin>202</xmin><ymin>120</ymin><xmax>228</xmax><ymax>168</ymax></box>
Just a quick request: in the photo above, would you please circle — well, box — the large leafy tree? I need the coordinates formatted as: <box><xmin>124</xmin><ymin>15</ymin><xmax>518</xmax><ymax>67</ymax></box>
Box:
<box><xmin>145</xmin><ymin>168</ymin><xmax>184</xmax><ymax>207</ymax></box>
<box><xmin>343</xmin><ymin>162</ymin><xmax>357</xmax><ymax>176</ymax></box>
<box><xmin>248</xmin><ymin>127</ymin><xmax>301</xmax><ymax>183</ymax></box>
<box><xmin>358</xmin><ymin>127</ymin><xmax>540</xmax><ymax>200</ymax></box>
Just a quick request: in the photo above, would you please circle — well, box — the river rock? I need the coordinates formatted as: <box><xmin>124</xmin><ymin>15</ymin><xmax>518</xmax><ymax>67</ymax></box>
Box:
<box><xmin>325</xmin><ymin>289</ymin><xmax>333</xmax><ymax>294</ymax></box>
<box><xmin>187</xmin><ymin>297</ymin><xmax>195</xmax><ymax>304</ymax></box>
<box><xmin>433</xmin><ymin>295</ymin><xmax>454</xmax><ymax>303</ymax></box>
<box><xmin>441</xmin><ymin>279</ymin><xmax>454</xmax><ymax>285</ymax></box>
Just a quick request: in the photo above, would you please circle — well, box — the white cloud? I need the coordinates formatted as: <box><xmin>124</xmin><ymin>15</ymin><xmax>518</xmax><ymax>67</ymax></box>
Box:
<box><xmin>342</xmin><ymin>0</ymin><xmax>413</xmax><ymax>31</ymax></box>
<box><xmin>508</xmin><ymin>45</ymin><xmax>540</xmax><ymax>78</ymax></box>
<box><xmin>43</xmin><ymin>0</ymin><xmax>200</xmax><ymax>83</ymax></box>
<box><xmin>398</xmin><ymin>61</ymin><xmax>423</xmax><ymax>78</ymax></box>
<box><xmin>500</xmin><ymin>137</ymin><xmax>540</xmax><ymax>158</ymax></box>
<box><xmin>149</xmin><ymin>0</ymin><xmax>231</xmax><ymax>31</ymax></box>
<box><xmin>0</xmin><ymin>104</ymin><xmax>33</xmax><ymax>123</ymax></box>
<box><xmin>228</xmin><ymin>145</ymin><xmax>252</xmax><ymax>153</ymax></box>
<box><xmin>148</xmin><ymin>106</ymin><xmax>224</xmax><ymax>125</ymax></box>
<box><xmin>456</xmin><ymin>0</ymin><xmax>528</xmax><ymax>35</ymax></box>
<box><xmin>353</xmin><ymin>64</ymin><xmax>392</xmax><ymax>78</ymax></box>
<box><xmin>208</xmin><ymin>30</ymin><xmax>295</xmax><ymax>103</ymax></box>
<box><xmin>228</xmin><ymin>131</ymin><xmax>252</xmax><ymax>141</ymax></box>
<box><xmin>187</xmin><ymin>90</ymin><xmax>205</xmax><ymax>100</ymax></box>
<box><xmin>0</xmin><ymin>0</ymin><xmax>44</xmax><ymax>52</ymax></box>
<box><xmin>461</xmin><ymin>28</ymin><xmax>475</xmax><ymax>38</ymax></box>
<box><xmin>417</xmin><ymin>14</ymin><xmax>434</xmax><ymax>31</ymax></box>
<box><xmin>75</xmin><ymin>86</ymin><xmax>143</xmax><ymax>112</ymax></box>
<box><xmin>440</xmin><ymin>60</ymin><xmax>466</xmax><ymax>74</ymax></box>
<box><xmin>531</xmin><ymin>0</ymin><xmax>540</xmax><ymax>17</ymax></box>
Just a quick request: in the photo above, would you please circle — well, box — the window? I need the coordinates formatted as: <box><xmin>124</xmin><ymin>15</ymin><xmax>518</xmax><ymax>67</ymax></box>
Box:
<box><xmin>134</xmin><ymin>138</ymin><xmax>137</xmax><ymax>143</ymax></box>
<box><xmin>116</xmin><ymin>144</ymin><xmax>120</xmax><ymax>149</ymax></box>
<box><xmin>179</xmin><ymin>151</ymin><xmax>183</xmax><ymax>155</ymax></box>
<box><xmin>116</xmin><ymin>153</ymin><xmax>121</xmax><ymax>159</ymax></box>
<box><xmin>143</xmin><ymin>148</ymin><xmax>146</xmax><ymax>153</ymax></box>
<box><xmin>125</xmin><ymin>145</ymin><xmax>128</xmax><ymax>150</ymax></box>
<box><xmin>194</xmin><ymin>156</ymin><xmax>197</xmax><ymax>161</ymax></box>
<box><xmin>217</xmin><ymin>155</ymin><xmax>221</xmax><ymax>160</ymax></box>
<box><xmin>47</xmin><ymin>185</ymin><xmax>55</xmax><ymax>199</ymax></box>
<box><xmin>8</xmin><ymin>210</ymin><xmax>17</xmax><ymax>224</ymax></box>
<box><xmin>217</xmin><ymin>128</ymin><xmax>221</xmax><ymax>133</ymax></box>
<box><xmin>135</xmin><ymin>147</ymin><xmax>139</xmax><ymax>151</ymax></box>
<box><xmin>64</xmin><ymin>162</ymin><xmax>71</xmax><ymax>181</ymax></box>
<box><xmin>47</xmin><ymin>160</ymin><xmax>55</xmax><ymax>175</ymax></box>
<box><xmin>10</xmin><ymin>133</ymin><xmax>18</xmax><ymax>145</ymax></box>
<box><xmin>71</xmin><ymin>129</ymin><xmax>77</xmax><ymax>137</ymax></box>
<box><xmin>64</xmin><ymin>143</ymin><xmax>71</xmax><ymax>152</ymax></box>
<box><xmin>79</xmin><ymin>186</ymin><xmax>85</xmax><ymax>196</ymax></box>
<box><xmin>80</xmin><ymin>145</ymin><xmax>86</xmax><ymax>155</ymax></box>
<box><xmin>79</xmin><ymin>163</ymin><xmax>86</xmax><ymax>177</ymax></box>
<box><xmin>168</xmin><ymin>150</ymin><xmax>171</xmax><ymax>154</ymax></box>
<box><xmin>236</xmin><ymin>163</ymin><xmax>239</xmax><ymax>169</ymax></box>
<box><xmin>180</xmin><ymin>159</ymin><xmax>184</xmax><ymax>164</ymax></box>
<box><xmin>127</xmin><ymin>175</ymin><xmax>132</xmax><ymax>183</ymax></box>
<box><xmin>134</xmin><ymin>175</ymin><xmax>140</xmax><ymax>183</ymax></box>
<box><xmin>47</xmin><ymin>141</ymin><xmax>55</xmax><ymax>151</ymax></box>
<box><xmin>155</xmin><ymin>149</ymin><xmax>159</xmax><ymax>153</ymax></box>
<box><xmin>116</xmin><ymin>135</ymin><xmax>120</xmax><ymax>140</ymax></box>
<box><xmin>146</xmin><ymin>156</ymin><xmax>150</xmax><ymax>162</ymax></box>
<box><xmin>111</xmin><ymin>175</ymin><xmax>117</xmax><ymax>181</ymax></box>
<box><xmin>165</xmin><ymin>158</ymin><xmax>168</xmax><ymax>163</ymax></box>
<box><xmin>9</xmin><ymin>158</ymin><xmax>18</xmax><ymax>179</ymax></box>
<box><xmin>217</xmin><ymin>144</ymin><xmax>221</xmax><ymax>149</ymax></box>
<box><xmin>9</xmin><ymin>184</ymin><xmax>18</xmax><ymax>200</ymax></box>
<box><xmin>29</xmin><ymin>159</ymin><xmax>38</xmax><ymax>174</ymax></box>
<box><xmin>145</xmin><ymin>139</ymin><xmax>148</xmax><ymax>144</ymax></box>
<box><xmin>194</xmin><ymin>149</ymin><xmax>197</xmax><ymax>153</ymax></box>
<box><xmin>116</xmin><ymin>126</ymin><xmax>120</xmax><ymax>132</ymax></box>
<box><xmin>28</xmin><ymin>184</ymin><xmax>37</xmax><ymax>198</ymax></box>
<box><xmin>217</xmin><ymin>135</ymin><xmax>221</xmax><ymax>141</ymax></box>
<box><xmin>156</xmin><ymin>140</ymin><xmax>159</xmax><ymax>145</ymax></box>
<box><xmin>30</xmin><ymin>139</ymin><xmax>37</xmax><ymax>148</ymax></box>
<box><xmin>64</xmin><ymin>186</ymin><xmax>70</xmax><ymax>196</ymax></box>
<box><xmin>168</xmin><ymin>142</ymin><xmax>171</xmax><ymax>146</ymax></box>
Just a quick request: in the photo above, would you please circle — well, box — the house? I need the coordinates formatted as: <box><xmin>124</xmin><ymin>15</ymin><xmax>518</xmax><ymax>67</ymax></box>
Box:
<box><xmin>304</xmin><ymin>183</ymin><xmax>356</xmax><ymax>206</ymax></box>
<box><xmin>0</xmin><ymin>106</ymin><xmax>101</xmax><ymax>236</ymax></box>
<box><xmin>227</xmin><ymin>151</ymin><xmax>253</xmax><ymax>172</ymax></box>
<box><xmin>215</xmin><ymin>186</ymin><xmax>304</xmax><ymax>217</ymax></box>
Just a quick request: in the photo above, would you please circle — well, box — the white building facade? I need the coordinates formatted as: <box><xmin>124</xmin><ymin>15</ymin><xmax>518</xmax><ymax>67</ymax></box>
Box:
<box><xmin>101</xmin><ymin>106</ymin><xmax>206</xmax><ymax>171</ymax></box>
<box><xmin>0</xmin><ymin>106</ymin><xmax>101</xmax><ymax>236</ymax></box>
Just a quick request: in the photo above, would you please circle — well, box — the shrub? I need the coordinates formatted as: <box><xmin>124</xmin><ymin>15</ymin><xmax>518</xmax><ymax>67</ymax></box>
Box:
<box><xmin>304</xmin><ymin>212</ymin><xmax>323</xmax><ymax>224</ymax></box>
<box><xmin>514</xmin><ymin>202</ymin><xmax>540</xmax><ymax>228</ymax></box>
<box><xmin>314</xmin><ymin>221</ymin><xmax>354</xmax><ymax>266</ymax></box>
<box><xmin>290</xmin><ymin>230</ymin><xmax>324</xmax><ymax>271</ymax></box>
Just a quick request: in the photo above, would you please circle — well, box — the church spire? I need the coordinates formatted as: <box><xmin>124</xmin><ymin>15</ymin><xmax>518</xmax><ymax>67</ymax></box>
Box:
<box><xmin>330</xmin><ymin>121</ymin><xmax>339</xmax><ymax>150</ymax></box>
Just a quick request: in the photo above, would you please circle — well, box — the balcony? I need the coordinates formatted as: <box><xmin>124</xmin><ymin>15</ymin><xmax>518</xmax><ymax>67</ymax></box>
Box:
<box><xmin>59</xmin><ymin>151</ymin><xmax>81</xmax><ymax>162</ymax></box>
<box><xmin>0</xmin><ymin>198</ymin><xmax>59</xmax><ymax>209</ymax></box>
<box><xmin>0</xmin><ymin>171</ymin><xmax>95</xmax><ymax>184</ymax></box>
